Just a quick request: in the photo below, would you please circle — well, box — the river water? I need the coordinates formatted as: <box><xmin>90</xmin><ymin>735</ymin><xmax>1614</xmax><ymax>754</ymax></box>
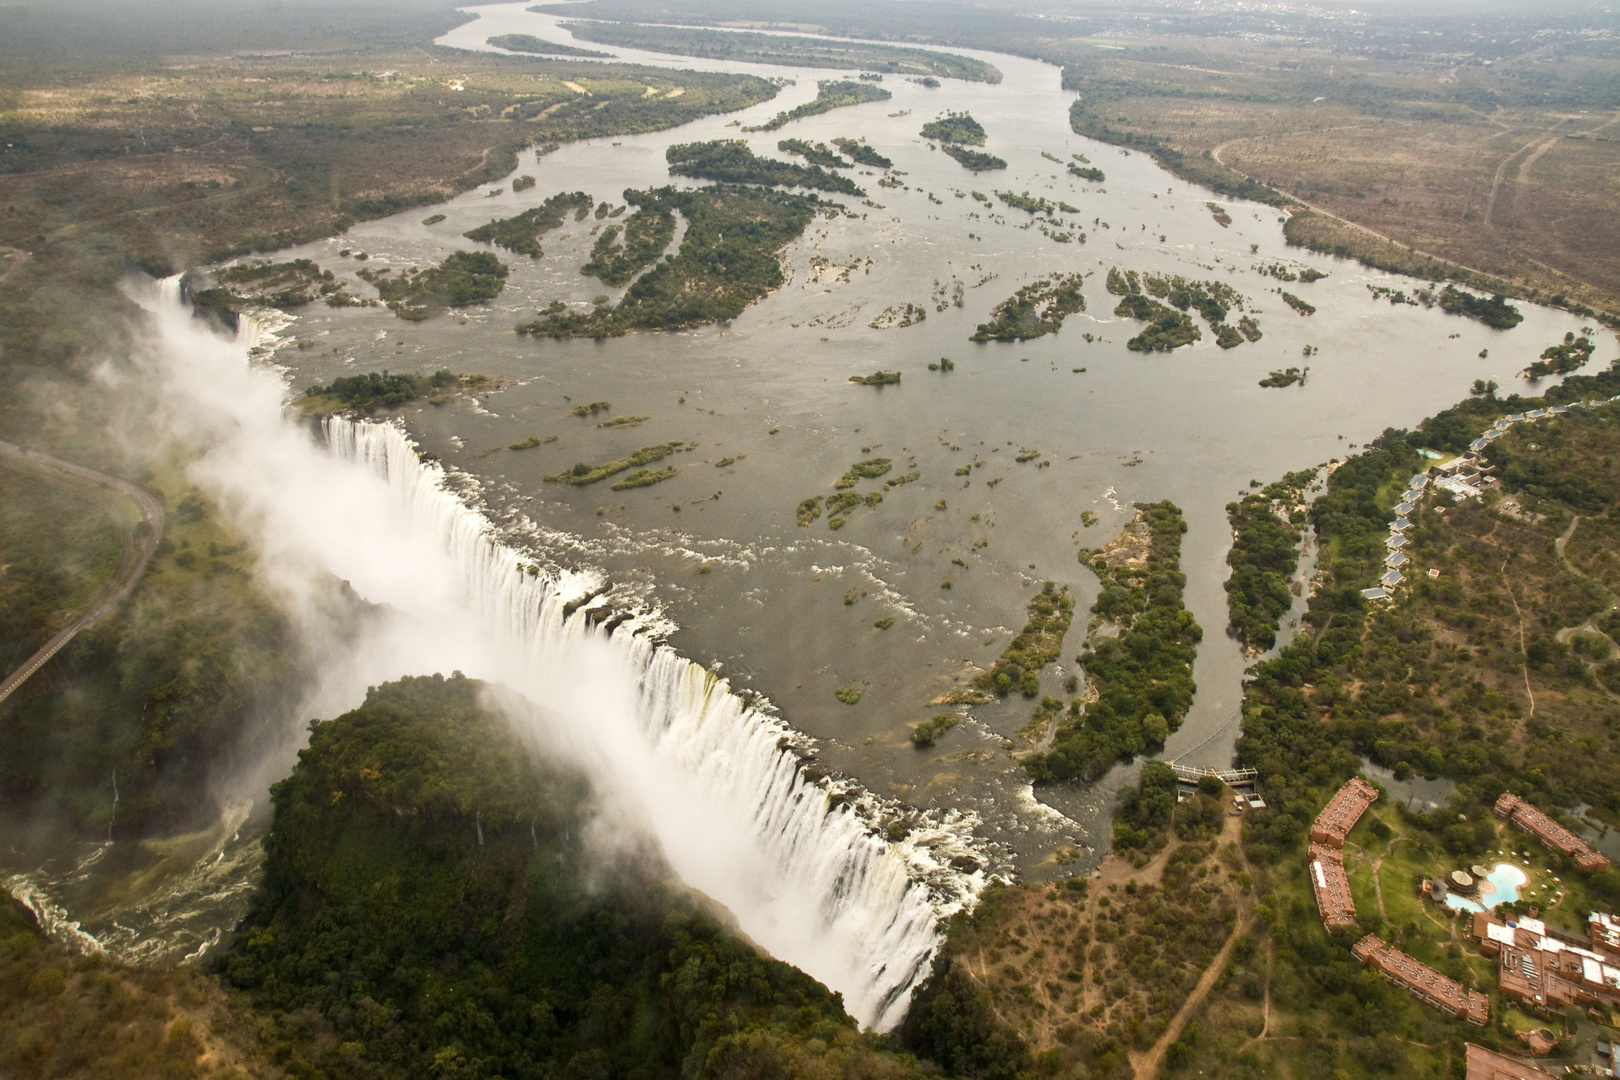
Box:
<box><xmin>6</xmin><ymin>1</ymin><xmax>1611</xmax><ymax>1027</ymax></box>
<box><xmin>267</xmin><ymin>1</ymin><xmax>1602</xmax><ymax>851</ymax></box>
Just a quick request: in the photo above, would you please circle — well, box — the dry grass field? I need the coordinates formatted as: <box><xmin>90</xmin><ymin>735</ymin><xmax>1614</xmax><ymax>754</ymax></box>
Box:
<box><xmin>1063</xmin><ymin>41</ymin><xmax>1620</xmax><ymax>320</ymax></box>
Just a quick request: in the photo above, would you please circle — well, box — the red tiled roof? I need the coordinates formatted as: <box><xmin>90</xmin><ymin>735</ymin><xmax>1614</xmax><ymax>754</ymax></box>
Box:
<box><xmin>1494</xmin><ymin>793</ymin><xmax>1611</xmax><ymax>873</ymax></box>
<box><xmin>1310</xmin><ymin>777</ymin><xmax>1380</xmax><ymax>848</ymax></box>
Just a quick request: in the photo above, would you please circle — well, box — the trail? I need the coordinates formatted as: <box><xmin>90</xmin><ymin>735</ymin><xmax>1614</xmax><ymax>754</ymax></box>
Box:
<box><xmin>0</xmin><ymin>442</ymin><xmax>165</xmax><ymax>708</ymax></box>
<box><xmin>1499</xmin><ymin>558</ymin><xmax>1536</xmax><ymax>718</ymax></box>
<box><xmin>1209</xmin><ymin>129</ymin><xmax>1607</xmax><ymax>307</ymax></box>
<box><xmin>1134</xmin><ymin>913</ymin><xmax>1247</xmax><ymax>1078</ymax></box>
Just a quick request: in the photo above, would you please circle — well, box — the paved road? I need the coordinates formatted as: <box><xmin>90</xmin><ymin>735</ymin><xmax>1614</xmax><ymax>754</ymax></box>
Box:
<box><xmin>0</xmin><ymin>441</ymin><xmax>165</xmax><ymax>708</ymax></box>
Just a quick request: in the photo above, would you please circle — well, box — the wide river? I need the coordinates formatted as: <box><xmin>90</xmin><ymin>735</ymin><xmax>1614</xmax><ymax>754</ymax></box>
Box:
<box><xmin>266</xmin><ymin>3</ymin><xmax>1607</xmax><ymax>867</ymax></box>
<box><xmin>9</xmin><ymin>1</ymin><xmax>1610</xmax><ymax>1007</ymax></box>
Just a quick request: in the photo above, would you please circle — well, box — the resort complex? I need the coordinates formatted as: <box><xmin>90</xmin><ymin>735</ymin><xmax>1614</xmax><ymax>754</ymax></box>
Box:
<box><xmin>1473</xmin><ymin>912</ymin><xmax>1620</xmax><ymax>1010</ymax></box>
<box><xmin>1494</xmin><ymin>793</ymin><xmax>1612</xmax><ymax>872</ymax></box>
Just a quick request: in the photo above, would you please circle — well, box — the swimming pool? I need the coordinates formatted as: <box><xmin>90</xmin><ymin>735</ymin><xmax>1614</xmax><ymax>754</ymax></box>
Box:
<box><xmin>1445</xmin><ymin>863</ymin><xmax>1529</xmax><ymax>914</ymax></box>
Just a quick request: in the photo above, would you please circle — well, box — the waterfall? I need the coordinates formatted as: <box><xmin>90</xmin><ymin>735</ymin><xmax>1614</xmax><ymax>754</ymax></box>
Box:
<box><xmin>312</xmin><ymin>414</ymin><xmax>986</xmax><ymax>1030</ymax></box>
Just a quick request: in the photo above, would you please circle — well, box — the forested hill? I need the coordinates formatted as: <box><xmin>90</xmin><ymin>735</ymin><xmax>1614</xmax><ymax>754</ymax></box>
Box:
<box><xmin>217</xmin><ymin>673</ymin><xmax>935</xmax><ymax>1080</ymax></box>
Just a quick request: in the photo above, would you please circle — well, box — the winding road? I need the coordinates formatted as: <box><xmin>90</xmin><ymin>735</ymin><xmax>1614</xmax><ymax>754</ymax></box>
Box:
<box><xmin>0</xmin><ymin>441</ymin><xmax>165</xmax><ymax>708</ymax></box>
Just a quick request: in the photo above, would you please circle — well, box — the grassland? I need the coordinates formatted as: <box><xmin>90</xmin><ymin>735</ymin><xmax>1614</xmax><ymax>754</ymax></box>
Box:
<box><xmin>905</xmin><ymin>791</ymin><xmax>1255</xmax><ymax>1080</ymax></box>
<box><xmin>1060</xmin><ymin>41</ymin><xmax>1620</xmax><ymax>325</ymax></box>
<box><xmin>0</xmin><ymin>895</ymin><xmax>276</xmax><ymax>1079</ymax></box>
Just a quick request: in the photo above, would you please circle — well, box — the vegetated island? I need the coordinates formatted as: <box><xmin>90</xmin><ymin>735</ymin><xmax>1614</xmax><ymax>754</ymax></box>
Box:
<box><xmin>555</xmin><ymin>21</ymin><xmax>1001</xmax><ymax>82</ymax></box>
<box><xmin>298</xmin><ymin>370</ymin><xmax>493</xmax><ymax>414</ymax></box>
<box><xmin>582</xmin><ymin>196</ymin><xmax>677</xmax><ymax>286</ymax></box>
<box><xmin>1067</xmin><ymin>161</ymin><xmax>1105</xmax><ymax>182</ymax></box>
<box><xmin>487</xmin><ymin>32</ymin><xmax>612</xmax><ymax>57</ymax></box>
<box><xmin>517</xmin><ymin>184</ymin><xmax>829</xmax><ymax>337</ymax></box>
<box><xmin>921</xmin><ymin>112</ymin><xmax>987</xmax><ymax>146</ymax></box>
<box><xmin>185</xmin><ymin>258</ymin><xmax>367</xmax><ymax>311</ymax></box>
<box><xmin>832</xmin><ymin>138</ymin><xmax>891</xmax><ymax>168</ymax></box>
<box><xmin>1106</xmin><ymin>266</ymin><xmax>1258</xmax><ymax>351</ymax></box>
<box><xmin>464</xmin><ymin>190</ymin><xmax>594</xmax><ymax>258</ymax></box>
<box><xmin>1024</xmin><ymin>502</ymin><xmax>1201</xmax><ymax>783</ymax></box>
<box><xmin>664</xmin><ymin>140</ymin><xmax>864</xmax><ymax>196</ymax></box>
<box><xmin>795</xmin><ymin>454</ymin><xmax>919</xmax><ymax>530</ymax></box>
<box><xmin>1437</xmin><ymin>284</ymin><xmax>1525</xmax><ymax>329</ymax></box>
<box><xmin>215</xmin><ymin>673</ymin><xmax>925</xmax><ymax>1079</ymax></box>
<box><xmin>849</xmin><ymin>371</ymin><xmax>901</xmax><ymax>385</ymax></box>
<box><xmin>1527</xmin><ymin>331</ymin><xmax>1596</xmax><ymax>378</ymax></box>
<box><xmin>911</xmin><ymin>713</ymin><xmax>959</xmax><ymax>748</ymax></box>
<box><xmin>750</xmin><ymin>80</ymin><xmax>891</xmax><ymax>132</ymax></box>
<box><xmin>976</xmin><ymin>581</ymin><xmax>1075</xmax><ymax>698</ymax></box>
<box><xmin>921</xmin><ymin>112</ymin><xmax>1006</xmax><ymax>173</ymax></box>
<box><xmin>995</xmin><ymin>191</ymin><xmax>1078</xmax><ymax>216</ymax></box>
<box><xmin>942</xmin><ymin>145</ymin><xmax>1006</xmax><ymax>172</ymax></box>
<box><xmin>1224</xmin><ymin>469</ymin><xmax>1314</xmax><ymax>652</ymax></box>
<box><xmin>777</xmin><ymin>138</ymin><xmax>852</xmax><ymax>170</ymax></box>
<box><xmin>971</xmin><ymin>273</ymin><xmax>1086</xmax><ymax>342</ymax></box>
<box><xmin>357</xmin><ymin>251</ymin><xmax>508</xmax><ymax>320</ymax></box>
<box><xmin>1258</xmin><ymin>366</ymin><xmax>1308</xmax><ymax>388</ymax></box>
<box><xmin>544</xmin><ymin>441</ymin><xmax>690</xmax><ymax>487</ymax></box>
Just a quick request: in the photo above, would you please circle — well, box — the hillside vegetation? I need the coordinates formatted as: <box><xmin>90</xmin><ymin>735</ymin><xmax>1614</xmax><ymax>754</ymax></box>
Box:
<box><xmin>218</xmin><ymin>674</ymin><xmax>934</xmax><ymax>1080</ymax></box>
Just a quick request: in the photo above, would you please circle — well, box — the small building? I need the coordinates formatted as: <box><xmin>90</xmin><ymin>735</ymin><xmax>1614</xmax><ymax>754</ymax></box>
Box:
<box><xmin>1311</xmin><ymin>777</ymin><xmax>1380</xmax><ymax>848</ymax></box>
<box><xmin>1464</xmin><ymin>1042</ymin><xmax>1554</xmax><ymax>1080</ymax></box>
<box><xmin>1380</xmin><ymin>569</ymin><xmax>1404</xmax><ymax>589</ymax></box>
<box><xmin>1395</xmin><ymin>500</ymin><xmax>1416</xmax><ymax>516</ymax></box>
<box><xmin>1469</xmin><ymin>438</ymin><xmax>1491</xmax><ymax>453</ymax></box>
<box><xmin>1591</xmin><ymin>912</ymin><xmax>1620</xmax><ymax>959</ymax></box>
<box><xmin>1494</xmin><ymin>792</ymin><xmax>1611</xmax><ymax>872</ymax></box>
<box><xmin>1385</xmin><ymin>551</ymin><xmax>1408</xmax><ymax>569</ymax></box>
<box><xmin>1352</xmin><ymin>935</ymin><xmax>1489</xmax><ymax>1025</ymax></box>
<box><xmin>1360</xmin><ymin>587</ymin><xmax>1389</xmax><ymax>602</ymax></box>
<box><xmin>1409</xmin><ymin>474</ymin><xmax>1431</xmax><ymax>490</ymax></box>
<box><xmin>1391</xmin><ymin>516</ymin><xmax>1413</xmax><ymax>532</ymax></box>
<box><xmin>1402</xmin><ymin>488</ymin><xmax>1424</xmax><ymax>504</ymax></box>
<box><xmin>1386</xmin><ymin>533</ymin><xmax>1409</xmax><ymax>550</ymax></box>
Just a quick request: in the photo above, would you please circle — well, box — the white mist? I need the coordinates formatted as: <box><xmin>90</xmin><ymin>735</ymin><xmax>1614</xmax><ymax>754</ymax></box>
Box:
<box><xmin>131</xmin><ymin>280</ymin><xmax>984</xmax><ymax>1030</ymax></box>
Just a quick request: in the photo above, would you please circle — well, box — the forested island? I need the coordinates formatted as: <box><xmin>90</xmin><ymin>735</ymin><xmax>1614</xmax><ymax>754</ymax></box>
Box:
<box><xmin>1024</xmin><ymin>502</ymin><xmax>1202</xmax><ymax>782</ymax></box>
<box><xmin>665</xmin><ymin>140</ymin><xmax>865</xmax><ymax>196</ymax></box>
<box><xmin>971</xmin><ymin>273</ymin><xmax>1086</xmax><ymax>342</ymax></box>
<box><xmin>752</xmin><ymin>80</ymin><xmax>891</xmax><ymax>131</ymax></box>
<box><xmin>487</xmin><ymin>32</ymin><xmax>612</xmax><ymax>57</ymax></box>
<box><xmin>517</xmin><ymin>185</ymin><xmax>826</xmax><ymax>337</ymax></box>
<box><xmin>464</xmin><ymin>191</ymin><xmax>594</xmax><ymax>258</ymax></box>
<box><xmin>557</xmin><ymin>21</ymin><xmax>1001</xmax><ymax>82</ymax></box>
<box><xmin>358</xmin><ymin>251</ymin><xmax>509</xmax><ymax>320</ymax></box>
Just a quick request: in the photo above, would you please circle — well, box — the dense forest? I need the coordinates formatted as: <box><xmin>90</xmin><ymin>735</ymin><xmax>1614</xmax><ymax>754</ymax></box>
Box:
<box><xmin>217</xmin><ymin>674</ymin><xmax>938</xmax><ymax>1080</ymax></box>
<box><xmin>665</xmin><ymin>140</ymin><xmax>866</xmax><ymax>196</ymax></box>
<box><xmin>971</xmin><ymin>274</ymin><xmax>1087</xmax><ymax>343</ymax></box>
<box><xmin>1223</xmin><ymin>470</ymin><xmax>1315</xmax><ymax>651</ymax></box>
<box><xmin>358</xmin><ymin>251</ymin><xmax>509</xmax><ymax>321</ymax></box>
<box><xmin>517</xmin><ymin>185</ymin><xmax>826</xmax><ymax>337</ymax></box>
<box><xmin>1025</xmin><ymin>502</ymin><xmax>1202</xmax><ymax>783</ymax></box>
<box><xmin>463</xmin><ymin>191</ymin><xmax>595</xmax><ymax>258</ymax></box>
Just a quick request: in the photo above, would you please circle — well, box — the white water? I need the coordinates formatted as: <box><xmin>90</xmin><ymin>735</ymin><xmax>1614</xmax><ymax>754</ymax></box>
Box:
<box><xmin>136</xmin><ymin>283</ymin><xmax>985</xmax><ymax>1030</ymax></box>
